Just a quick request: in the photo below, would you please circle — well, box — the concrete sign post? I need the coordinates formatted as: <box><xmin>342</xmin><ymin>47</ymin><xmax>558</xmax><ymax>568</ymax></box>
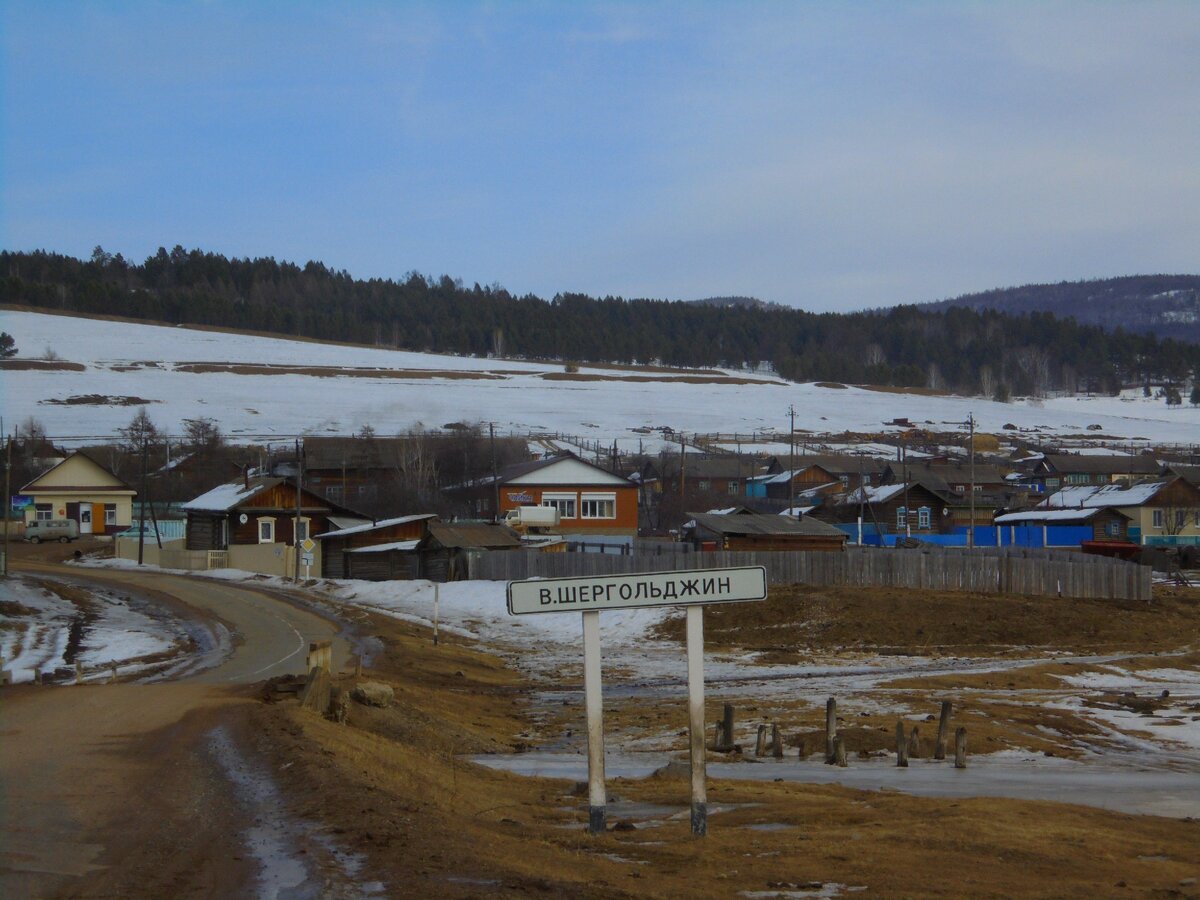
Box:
<box><xmin>507</xmin><ymin>566</ymin><xmax>767</xmax><ymax>836</ymax></box>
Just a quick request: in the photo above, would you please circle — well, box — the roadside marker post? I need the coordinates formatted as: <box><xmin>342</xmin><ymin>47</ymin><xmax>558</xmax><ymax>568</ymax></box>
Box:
<box><xmin>507</xmin><ymin>566</ymin><xmax>767</xmax><ymax>837</ymax></box>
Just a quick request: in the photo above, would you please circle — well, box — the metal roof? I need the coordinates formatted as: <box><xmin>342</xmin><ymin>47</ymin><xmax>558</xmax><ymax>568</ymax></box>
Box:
<box><xmin>686</xmin><ymin>512</ymin><xmax>848</xmax><ymax>539</ymax></box>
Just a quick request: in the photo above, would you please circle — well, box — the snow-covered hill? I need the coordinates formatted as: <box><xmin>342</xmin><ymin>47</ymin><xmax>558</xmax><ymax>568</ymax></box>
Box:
<box><xmin>1</xmin><ymin>311</ymin><xmax>1196</xmax><ymax>448</ymax></box>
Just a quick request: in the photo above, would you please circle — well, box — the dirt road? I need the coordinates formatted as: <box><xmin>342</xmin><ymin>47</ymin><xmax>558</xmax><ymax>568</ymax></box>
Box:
<box><xmin>0</xmin><ymin>559</ymin><xmax>352</xmax><ymax>897</ymax></box>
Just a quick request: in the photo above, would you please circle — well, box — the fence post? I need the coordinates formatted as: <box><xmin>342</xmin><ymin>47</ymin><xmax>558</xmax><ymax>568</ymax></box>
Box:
<box><xmin>772</xmin><ymin>723</ymin><xmax>783</xmax><ymax>759</ymax></box>
<box><xmin>721</xmin><ymin>703</ymin><xmax>736</xmax><ymax>751</ymax></box>
<box><xmin>825</xmin><ymin>697</ymin><xmax>837</xmax><ymax>764</ymax></box>
<box><xmin>934</xmin><ymin>701</ymin><xmax>952</xmax><ymax>760</ymax></box>
<box><xmin>954</xmin><ymin>727</ymin><xmax>967</xmax><ymax>768</ymax></box>
<box><xmin>895</xmin><ymin>721</ymin><xmax>909</xmax><ymax>767</ymax></box>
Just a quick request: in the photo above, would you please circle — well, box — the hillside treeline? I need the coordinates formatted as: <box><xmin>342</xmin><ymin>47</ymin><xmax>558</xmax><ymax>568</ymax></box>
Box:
<box><xmin>925</xmin><ymin>274</ymin><xmax>1200</xmax><ymax>344</ymax></box>
<box><xmin>3</xmin><ymin>246</ymin><xmax>1197</xmax><ymax>398</ymax></box>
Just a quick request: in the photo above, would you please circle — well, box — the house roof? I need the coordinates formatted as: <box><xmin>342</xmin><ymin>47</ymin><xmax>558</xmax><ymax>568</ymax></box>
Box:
<box><xmin>686</xmin><ymin>512</ymin><xmax>848</xmax><ymax>539</ymax></box>
<box><xmin>182</xmin><ymin>477</ymin><xmax>285</xmax><ymax>512</ymax></box>
<box><xmin>769</xmin><ymin>454</ymin><xmax>888</xmax><ymax>476</ymax></box>
<box><xmin>659</xmin><ymin>456</ymin><xmax>766</xmax><ymax>480</ymax></box>
<box><xmin>317</xmin><ymin>513</ymin><xmax>438</xmax><ymax>540</ymax></box>
<box><xmin>424</xmin><ymin>522</ymin><xmax>522</xmax><ymax>549</ymax></box>
<box><xmin>995</xmin><ymin>508</ymin><xmax>1127</xmax><ymax>524</ymax></box>
<box><xmin>1039</xmin><ymin>454</ymin><xmax>1160</xmax><ymax>476</ymax></box>
<box><xmin>1038</xmin><ymin>480</ymin><xmax>1168</xmax><ymax>510</ymax></box>
<box><xmin>347</xmin><ymin>539</ymin><xmax>422</xmax><ymax>553</ymax></box>
<box><xmin>20</xmin><ymin>450</ymin><xmax>136</xmax><ymax>495</ymax></box>
<box><xmin>451</xmin><ymin>453</ymin><xmax>631</xmax><ymax>490</ymax></box>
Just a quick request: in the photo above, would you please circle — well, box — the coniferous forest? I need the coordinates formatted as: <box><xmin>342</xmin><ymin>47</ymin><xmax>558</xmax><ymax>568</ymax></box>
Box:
<box><xmin>3</xmin><ymin>246</ymin><xmax>1198</xmax><ymax>399</ymax></box>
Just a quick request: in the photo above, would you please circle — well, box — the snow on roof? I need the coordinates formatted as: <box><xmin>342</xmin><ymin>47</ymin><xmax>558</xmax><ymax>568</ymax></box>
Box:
<box><xmin>707</xmin><ymin>507</ymin><xmax>739</xmax><ymax>515</ymax></box>
<box><xmin>780</xmin><ymin>506</ymin><xmax>817</xmax><ymax>517</ymax></box>
<box><xmin>317</xmin><ymin>513</ymin><xmax>438</xmax><ymax>539</ymax></box>
<box><xmin>1039</xmin><ymin>481</ymin><xmax>1166</xmax><ymax>509</ymax></box>
<box><xmin>995</xmin><ymin>509</ymin><xmax>1106</xmax><ymax>524</ymax></box>
<box><xmin>843</xmin><ymin>483</ymin><xmax>907</xmax><ymax>505</ymax></box>
<box><xmin>347</xmin><ymin>539</ymin><xmax>421</xmax><ymax>553</ymax></box>
<box><xmin>182</xmin><ymin>477</ymin><xmax>281</xmax><ymax>512</ymax></box>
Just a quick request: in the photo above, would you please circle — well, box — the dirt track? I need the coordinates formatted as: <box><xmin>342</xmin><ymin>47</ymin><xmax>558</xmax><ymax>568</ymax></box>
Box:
<box><xmin>0</xmin><ymin>555</ymin><xmax>353</xmax><ymax>897</ymax></box>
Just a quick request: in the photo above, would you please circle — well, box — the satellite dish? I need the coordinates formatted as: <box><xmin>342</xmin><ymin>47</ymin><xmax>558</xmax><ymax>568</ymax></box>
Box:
<box><xmin>239</xmin><ymin>513</ymin><xmax>248</xmax><ymax>524</ymax></box>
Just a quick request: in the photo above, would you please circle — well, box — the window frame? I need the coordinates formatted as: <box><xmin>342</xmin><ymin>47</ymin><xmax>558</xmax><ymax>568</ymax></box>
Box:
<box><xmin>896</xmin><ymin>507</ymin><xmax>907</xmax><ymax>529</ymax></box>
<box><xmin>541</xmin><ymin>492</ymin><xmax>577</xmax><ymax>520</ymax></box>
<box><xmin>257</xmin><ymin>516</ymin><xmax>276</xmax><ymax>543</ymax></box>
<box><xmin>35</xmin><ymin>503</ymin><xmax>53</xmax><ymax>522</ymax></box>
<box><xmin>917</xmin><ymin>506</ymin><xmax>931</xmax><ymax>529</ymax></box>
<box><xmin>580</xmin><ymin>492</ymin><xmax>617</xmax><ymax>520</ymax></box>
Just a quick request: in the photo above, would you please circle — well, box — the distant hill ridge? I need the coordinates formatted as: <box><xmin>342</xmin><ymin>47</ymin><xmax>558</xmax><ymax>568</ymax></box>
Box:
<box><xmin>3</xmin><ymin>247</ymin><xmax>1198</xmax><ymax>399</ymax></box>
<box><xmin>923</xmin><ymin>275</ymin><xmax>1200</xmax><ymax>343</ymax></box>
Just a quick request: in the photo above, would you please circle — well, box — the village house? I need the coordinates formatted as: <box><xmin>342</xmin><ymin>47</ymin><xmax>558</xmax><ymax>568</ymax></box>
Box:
<box><xmin>818</xmin><ymin>479</ymin><xmax>956</xmax><ymax>538</ymax></box>
<box><xmin>176</xmin><ymin>475</ymin><xmax>369</xmax><ymax>575</ymax></box>
<box><xmin>655</xmin><ymin>455</ymin><xmax>768</xmax><ymax>499</ymax></box>
<box><xmin>18</xmin><ymin>450</ymin><xmax>136</xmax><ymax>537</ymax></box>
<box><xmin>760</xmin><ymin>454</ymin><xmax>886</xmax><ymax>494</ymax></box>
<box><xmin>683</xmin><ymin>511</ymin><xmax>848</xmax><ymax>551</ymax></box>
<box><xmin>447</xmin><ymin>453</ymin><xmax>638</xmax><ymax>549</ymax></box>
<box><xmin>1038</xmin><ymin>476</ymin><xmax>1200</xmax><ymax>546</ymax></box>
<box><xmin>994</xmin><ymin>507</ymin><xmax>1135</xmax><ymax>544</ymax></box>
<box><xmin>1028</xmin><ymin>453</ymin><xmax>1160</xmax><ymax>492</ymax></box>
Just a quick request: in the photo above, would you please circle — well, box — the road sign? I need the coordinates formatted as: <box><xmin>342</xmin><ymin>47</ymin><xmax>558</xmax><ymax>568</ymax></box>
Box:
<box><xmin>301</xmin><ymin>552</ymin><xmax>314</xmax><ymax>566</ymax></box>
<box><xmin>301</xmin><ymin>538</ymin><xmax>316</xmax><ymax>553</ymax></box>
<box><xmin>506</xmin><ymin>566</ymin><xmax>766</xmax><ymax>616</ymax></box>
<box><xmin>507</xmin><ymin>566</ymin><xmax>767</xmax><ymax>837</ymax></box>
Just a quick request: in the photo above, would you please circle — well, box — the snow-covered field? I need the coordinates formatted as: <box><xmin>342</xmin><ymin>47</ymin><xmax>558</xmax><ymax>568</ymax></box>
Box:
<box><xmin>2</xmin><ymin>310</ymin><xmax>1196</xmax><ymax>445</ymax></box>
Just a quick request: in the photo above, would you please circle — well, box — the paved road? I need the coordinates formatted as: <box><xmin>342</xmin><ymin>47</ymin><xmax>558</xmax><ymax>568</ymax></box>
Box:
<box><xmin>0</xmin><ymin>561</ymin><xmax>353</xmax><ymax>897</ymax></box>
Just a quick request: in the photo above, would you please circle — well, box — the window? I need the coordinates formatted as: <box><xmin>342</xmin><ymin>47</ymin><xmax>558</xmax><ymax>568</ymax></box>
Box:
<box><xmin>104</xmin><ymin>504</ymin><xmax>117</xmax><ymax>525</ymax></box>
<box><xmin>1176</xmin><ymin>511</ymin><xmax>1187</xmax><ymax>529</ymax></box>
<box><xmin>896</xmin><ymin>507</ymin><xmax>907</xmax><ymax>529</ymax></box>
<box><xmin>840</xmin><ymin>475</ymin><xmax>849</xmax><ymax>486</ymax></box>
<box><xmin>580</xmin><ymin>493</ymin><xmax>616</xmax><ymax>519</ymax></box>
<box><xmin>1152</xmin><ymin>510</ymin><xmax>1163</xmax><ymax>529</ymax></box>
<box><xmin>1106</xmin><ymin>521</ymin><xmax>1122</xmax><ymax>537</ymax></box>
<box><xmin>541</xmin><ymin>493</ymin><xmax>577</xmax><ymax>519</ymax></box>
<box><xmin>325</xmin><ymin>484</ymin><xmax>344</xmax><ymax>503</ymax></box>
<box><xmin>728</xmin><ymin>480</ymin><xmax>739</xmax><ymax>495</ymax></box>
<box><xmin>1195</xmin><ymin>511</ymin><xmax>1200</xmax><ymax>527</ymax></box>
<box><xmin>698</xmin><ymin>480</ymin><xmax>711</xmax><ymax>491</ymax></box>
<box><xmin>258</xmin><ymin>517</ymin><xmax>276</xmax><ymax>543</ymax></box>
<box><xmin>35</xmin><ymin>503</ymin><xmax>52</xmax><ymax>522</ymax></box>
<box><xmin>295</xmin><ymin>518</ymin><xmax>310</xmax><ymax>542</ymax></box>
<box><xmin>918</xmin><ymin>507</ymin><xmax>931</xmax><ymax>529</ymax></box>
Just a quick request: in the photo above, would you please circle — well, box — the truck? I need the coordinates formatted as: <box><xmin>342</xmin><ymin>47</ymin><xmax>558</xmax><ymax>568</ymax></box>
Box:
<box><xmin>503</xmin><ymin>506</ymin><xmax>560</xmax><ymax>532</ymax></box>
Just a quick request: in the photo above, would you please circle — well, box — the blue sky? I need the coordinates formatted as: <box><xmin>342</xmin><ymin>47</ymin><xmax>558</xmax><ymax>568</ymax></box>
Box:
<box><xmin>3</xmin><ymin>2</ymin><xmax>1198</xmax><ymax>311</ymax></box>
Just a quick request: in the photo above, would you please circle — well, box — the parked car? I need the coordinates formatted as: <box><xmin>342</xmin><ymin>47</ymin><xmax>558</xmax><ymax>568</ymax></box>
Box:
<box><xmin>25</xmin><ymin>519</ymin><xmax>80</xmax><ymax>543</ymax></box>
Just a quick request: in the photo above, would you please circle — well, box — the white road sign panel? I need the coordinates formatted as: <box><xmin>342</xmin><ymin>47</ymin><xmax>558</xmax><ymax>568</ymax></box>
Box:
<box><xmin>507</xmin><ymin>566</ymin><xmax>766</xmax><ymax>616</ymax></box>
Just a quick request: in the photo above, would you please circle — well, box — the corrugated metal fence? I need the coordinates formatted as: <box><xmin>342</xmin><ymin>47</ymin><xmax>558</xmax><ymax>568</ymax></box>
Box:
<box><xmin>463</xmin><ymin>546</ymin><xmax>1151</xmax><ymax>601</ymax></box>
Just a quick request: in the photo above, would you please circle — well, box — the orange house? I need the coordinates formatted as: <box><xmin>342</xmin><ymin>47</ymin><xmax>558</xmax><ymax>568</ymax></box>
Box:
<box><xmin>464</xmin><ymin>454</ymin><xmax>638</xmax><ymax>545</ymax></box>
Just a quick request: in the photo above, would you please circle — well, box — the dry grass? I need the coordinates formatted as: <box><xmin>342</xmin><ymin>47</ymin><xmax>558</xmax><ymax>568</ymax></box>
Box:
<box><xmin>0</xmin><ymin>358</ymin><xmax>86</xmax><ymax>371</ymax></box>
<box><xmin>173</xmin><ymin>362</ymin><xmax>503</xmax><ymax>379</ymax></box>
<box><xmin>251</xmin><ymin>608</ymin><xmax>1200</xmax><ymax>897</ymax></box>
<box><xmin>651</xmin><ymin>584</ymin><xmax>1200</xmax><ymax>657</ymax></box>
<box><xmin>541</xmin><ymin>372</ymin><xmax>784</xmax><ymax>386</ymax></box>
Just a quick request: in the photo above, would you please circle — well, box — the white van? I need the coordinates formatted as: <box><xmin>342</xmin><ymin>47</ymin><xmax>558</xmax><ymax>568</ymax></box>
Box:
<box><xmin>25</xmin><ymin>519</ymin><xmax>80</xmax><ymax>543</ymax></box>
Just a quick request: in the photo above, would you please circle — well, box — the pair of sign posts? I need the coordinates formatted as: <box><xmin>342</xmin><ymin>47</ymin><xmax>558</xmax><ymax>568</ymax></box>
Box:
<box><xmin>507</xmin><ymin>566</ymin><xmax>768</xmax><ymax>836</ymax></box>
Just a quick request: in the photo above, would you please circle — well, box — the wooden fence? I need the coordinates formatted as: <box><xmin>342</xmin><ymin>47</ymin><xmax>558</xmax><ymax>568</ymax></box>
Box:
<box><xmin>463</xmin><ymin>546</ymin><xmax>1151</xmax><ymax>601</ymax></box>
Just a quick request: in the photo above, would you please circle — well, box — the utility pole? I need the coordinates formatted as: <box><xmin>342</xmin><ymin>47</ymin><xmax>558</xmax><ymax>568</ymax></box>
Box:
<box><xmin>137</xmin><ymin>435</ymin><xmax>148</xmax><ymax>565</ymax></box>
<box><xmin>3</xmin><ymin>423</ymin><xmax>10</xmax><ymax>577</ymax></box>
<box><xmin>788</xmin><ymin>405</ymin><xmax>796</xmax><ymax>514</ymax></box>
<box><xmin>489</xmin><ymin>423</ymin><xmax>499</xmax><ymax>522</ymax></box>
<box><xmin>293</xmin><ymin>438</ymin><xmax>303</xmax><ymax>583</ymax></box>
<box><xmin>902</xmin><ymin>433</ymin><xmax>911</xmax><ymax>539</ymax></box>
<box><xmin>968</xmin><ymin>412</ymin><xmax>976</xmax><ymax>550</ymax></box>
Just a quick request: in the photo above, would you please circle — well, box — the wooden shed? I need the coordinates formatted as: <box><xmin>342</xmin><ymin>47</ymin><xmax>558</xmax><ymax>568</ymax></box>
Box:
<box><xmin>317</xmin><ymin>513</ymin><xmax>439</xmax><ymax>580</ymax></box>
<box><xmin>418</xmin><ymin>522</ymin><xmax>522</xmax><ymax>582</ymax></box>
<box><xmin>684</xmin><ymin>512</ymin><xmax>848</xmax><ymax>552</ymax></box>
